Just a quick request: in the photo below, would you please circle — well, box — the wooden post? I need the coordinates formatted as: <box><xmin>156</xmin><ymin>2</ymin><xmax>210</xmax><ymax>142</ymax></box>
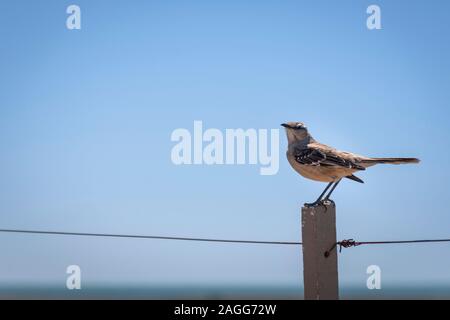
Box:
<box><xmin>302</xmin><ymin>202</ymin><xmax>339</xmax><ymax>300</ymax></box>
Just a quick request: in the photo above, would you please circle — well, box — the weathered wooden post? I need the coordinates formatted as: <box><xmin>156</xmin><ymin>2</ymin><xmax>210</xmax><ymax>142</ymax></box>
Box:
<box><xmin>301</xmin><ymin>202</ymin><xmax>339</xmax><ymax>300</ymax></box>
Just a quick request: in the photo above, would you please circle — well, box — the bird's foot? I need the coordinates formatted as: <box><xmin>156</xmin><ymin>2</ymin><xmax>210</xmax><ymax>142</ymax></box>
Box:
<box><xmin>322</xmin><ymin>198</ymin><xmax>335</xmax><ymax>206</ymax></box>
<box><xmin>304</xmin><ymin>200</ymin><xmax>324</xmax><ymax>208</ymax></box>
<box><xmin>304</xmin><ymin>199</ymin><xmax>334</xmax><ymax>208</ymax></box>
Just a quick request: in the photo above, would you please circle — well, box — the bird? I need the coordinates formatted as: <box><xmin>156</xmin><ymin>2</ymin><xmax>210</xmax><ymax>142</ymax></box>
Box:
<box><xmin>281</xmin><ymin>122</ymin><xmax>420</xmax><ymax>207</ymax></box>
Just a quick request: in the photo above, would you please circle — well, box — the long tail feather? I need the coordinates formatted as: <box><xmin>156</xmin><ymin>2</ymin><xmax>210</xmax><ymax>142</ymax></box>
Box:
<box><xmin>346</xmin><ymin>174</ymin><xmax>364</xmax><ymax>183</ymax></box>
<box><xmin>363</xmin><ymin>157</ymin><xmax>420</xmax><ymax>165</ymax></box>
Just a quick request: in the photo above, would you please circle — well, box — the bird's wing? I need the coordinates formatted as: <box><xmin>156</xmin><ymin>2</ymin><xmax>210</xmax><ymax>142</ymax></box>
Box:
<box><xmin>294</xmin><ymin>143</ymin><xmax>366</xmax><ymax>170</ymax></box>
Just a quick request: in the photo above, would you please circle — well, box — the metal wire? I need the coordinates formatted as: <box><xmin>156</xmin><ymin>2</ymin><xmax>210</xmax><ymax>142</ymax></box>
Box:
<box><xmin>0</xmin><ymin>229</ymin><xmax>302</xmax><ymax>246</ymax></box>
<box><xmin>324</xmin><ymin>238</ymin><xmax>450</xmax><ymax>257</ymax></box>
<box><xmin>1</xmin><ymin>229</ymin><xmax>449</xmax><ymax>254</ymax></box>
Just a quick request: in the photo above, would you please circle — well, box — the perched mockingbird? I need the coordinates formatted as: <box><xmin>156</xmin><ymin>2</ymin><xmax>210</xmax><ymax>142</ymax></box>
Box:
<box><xmin>282</xmin><ymin>122</ymin><xmax>419</xmax><ymax>207</ymax></box>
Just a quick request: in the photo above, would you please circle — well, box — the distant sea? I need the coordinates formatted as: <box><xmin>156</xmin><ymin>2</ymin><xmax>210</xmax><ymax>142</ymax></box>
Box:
<box><xmin>1</xmin><ymin>285</ymin><xmax>450</xmax><ymax>299</ymax></box>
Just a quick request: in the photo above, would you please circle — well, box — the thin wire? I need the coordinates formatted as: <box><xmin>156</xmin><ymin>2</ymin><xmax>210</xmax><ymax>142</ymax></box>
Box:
<box><xmin>357</xmin><ymin>239</ymin><xmax>450</xmax><ymax>245</ymax></box>
<box><xmin>324</xmin><ymin>238</ymin><xmax>450</xmax><ymax>257</ymax></box>
<box><xmin>0</xmin><ymin>229</ymin><xmax>302</xmax><ymax>246</ymax></box>
<box><xmin>1</xmin><ymin>229</ymin><xmax>450</xmax><ymax>251</ymax></box>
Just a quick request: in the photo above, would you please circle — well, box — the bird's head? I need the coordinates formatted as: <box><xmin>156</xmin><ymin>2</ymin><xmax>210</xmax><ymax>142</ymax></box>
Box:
<box><xmin>281</xmin><ymin>122</ymin><xmax>311</xmax><ymax>142</ymax></box>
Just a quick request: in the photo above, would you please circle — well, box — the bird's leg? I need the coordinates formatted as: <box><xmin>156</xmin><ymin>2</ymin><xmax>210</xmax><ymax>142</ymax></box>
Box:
<box><xmin>322</xmin><ymin>179</ymin><xmax>342</xmax><ymax>204</ymax></box>
<box><xmin>304</xmin><ymin>182</ymin><xmax>334</xmax><ymax>207</ymax></box>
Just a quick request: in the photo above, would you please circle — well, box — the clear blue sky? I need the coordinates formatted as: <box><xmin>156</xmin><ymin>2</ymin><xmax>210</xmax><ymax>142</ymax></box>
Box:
<box><xmin>1</xmin><ymin>0</ymin><xmax>450</xmax><ymax>296</ymax></box>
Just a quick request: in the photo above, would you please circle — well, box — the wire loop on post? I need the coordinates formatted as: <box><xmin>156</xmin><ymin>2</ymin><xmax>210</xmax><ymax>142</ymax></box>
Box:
<box><xmin>324</xmin><ymin>239</ymin><xmax>360</xmax><ymax>258</ymax></box>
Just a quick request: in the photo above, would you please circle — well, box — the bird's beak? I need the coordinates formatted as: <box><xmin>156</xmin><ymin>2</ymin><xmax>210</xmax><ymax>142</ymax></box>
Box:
<box><xmin>281</xmin><ymin>123</ymin><xmax>289</xmax><ymax>128</ymax></box>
